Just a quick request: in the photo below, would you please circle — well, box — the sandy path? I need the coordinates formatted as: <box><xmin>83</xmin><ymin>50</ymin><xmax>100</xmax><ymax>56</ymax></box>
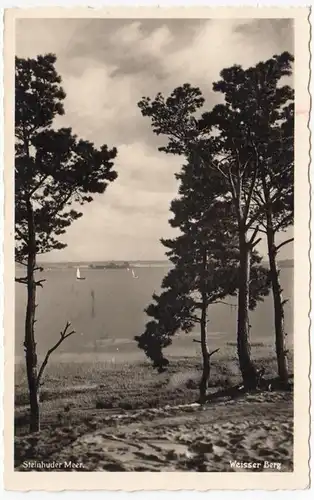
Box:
<box><xmin>41</xmin><ymin>392</ymin><xmax>293</xmax><ymax>472</ymax></box>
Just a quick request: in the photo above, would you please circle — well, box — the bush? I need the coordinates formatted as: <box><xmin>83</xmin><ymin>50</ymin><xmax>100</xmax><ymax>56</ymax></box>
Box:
<box><xmin>95</xmin><ymin>399</ymin><xmax>113</xmax><ymax>410</ymax></box>
<box><xmin>186</xmin><ymin>379</ymin><xmax>198</xmax><ymax>389</ymax></box>
<box><xmin>118</xmin><ymin>402</ymin><xmax>133</xmax><ymax>411</ymax></box>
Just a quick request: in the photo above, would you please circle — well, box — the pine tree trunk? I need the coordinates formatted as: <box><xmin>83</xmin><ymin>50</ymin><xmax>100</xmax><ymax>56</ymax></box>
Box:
<box><xmin>266</xmin><ymin>224</ymin><xmax>289</xmax><ymax>385</ymax></box>
<box><xmin>237</xmin><ymin>232</ymin><xmax>257</xmax><ymax>390</ymax></box>
<box><xmin>24</xmin><ymin>199</ymin><xmax>40</xmax><ymax>433</ymax></box>
<box><xmin>198</xmin><ymin>248</ymin><xmax>210</xmax><ymax>403</ymax></box>
<box><xmin>199</xmin><ymin>301</ymin><xmax>210</xmax><ymax>404</ymax></box>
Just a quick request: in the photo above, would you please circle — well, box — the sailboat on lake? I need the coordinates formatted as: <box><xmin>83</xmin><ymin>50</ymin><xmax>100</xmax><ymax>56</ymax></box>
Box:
<box><xmin>76</xmin><ymin>267</ymin><xmax>86</xmax><ymax>281</ymax></box>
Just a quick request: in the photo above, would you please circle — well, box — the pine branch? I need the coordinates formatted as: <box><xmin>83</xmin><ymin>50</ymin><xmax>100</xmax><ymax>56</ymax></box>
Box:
<box><xmin>35</xmin><ymin>279</ymin><xmax>46</xmax><ymax>288</ymax></box>
<box><xmin>37</xmin><ymin>321</ymin><xmax>76</xmax><ymax>388</ymax></box>
<box><xmin>243</xmin><ymin>150</ymin><xmax>258</xmax><ymax>223</ymax></box>
<box><xmin>250</xmin><ymin>225</ymin><xmax>267</xmax><ymax>235</ymax></box>
<box><xmin>15</xmin><ymin>276</ymin><xmax>28</xmax><ymax>285</ymax></box>
<box><xmin>275</xmin><ymin>238</ymin><xmax>294</xmax><ymax>252</ymax></box>
<box><xmin>245</xmin><ymin>203</ymin><xmax>267</xmax><ymax>231</ymax></box>
<box><xmin>198</xmin><ymin>151</ymin><xmax>231</xmax><ymax>180</ymax></box>
<box><xmin>209</xmin><ymin>348</ymin><xmax>220</xmax><ymax>358</ymax></box>
<box><xmin>239</xmin><ymin>158</ymin><xmax>251</xmax><ymax>180</ymax></box>
<box><xmin>192</xmin><ymin>341</ymin><xmax>219</xmax><ymax>358</ymax></box>
<box><xmin>213</xmin><ymin>300</ymin><xmax>236</xmax><ymax>307</ymax></box>
<box><xmin>227</xmin><ymin>167</ymin><xmax>238</xmax><ymax>208</ymax></box>
<box><xmin>29</xmin><ymin>173</ymin><xmax>50</xmax><ymax>197</ymax></box>
<box><xmin>251</xmin><ymin>237</ymin><xmax>262</xmax><ymax>249</ymax></box>
<box><xmin>188</xmin><ymin>314</ymin><xmax>201</xmax><ymax>323</ymax></box>
<box><xmin>269</xmin><ymin>185</ymin><xmax>287</xmax><ymax>204</ymax></box>
<box><xmin>251</xmin><ymin>189</ymin><xmax>266</xmax><ymax>207</ymax></box>
<box><xmin>216</xmin><ymin>163</ymin><xmax>229</xmax><ymax>179</ymax></box>
<box><xmin>249</xmin><ymin>225</ymin><xmax>260</xmax><ymax>245</ymax></box>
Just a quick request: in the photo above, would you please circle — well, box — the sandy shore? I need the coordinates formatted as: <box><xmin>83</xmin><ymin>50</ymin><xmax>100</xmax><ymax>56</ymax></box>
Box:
<box><xmin>15</xmin><ymin>390</ymin><xmax>293</xmax><ymax>472</ymax></box>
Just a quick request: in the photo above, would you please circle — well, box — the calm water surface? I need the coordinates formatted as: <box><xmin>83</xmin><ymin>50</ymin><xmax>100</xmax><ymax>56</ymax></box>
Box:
<box><xmin>15</xmin><ymin>266</ymin><xmax>293</xmax><ymax>361</ymax></box>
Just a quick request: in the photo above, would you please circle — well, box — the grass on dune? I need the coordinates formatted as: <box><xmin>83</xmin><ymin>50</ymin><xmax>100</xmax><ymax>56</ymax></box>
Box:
<box><xmin>14</xmin><ymin>348</ymin><xmax>293</xmax><ymax>469</ymax></box>
<box><xmin>15</xmin><ymin>349</ymin><xmax>293</xmax><ymax>437</ymax></box>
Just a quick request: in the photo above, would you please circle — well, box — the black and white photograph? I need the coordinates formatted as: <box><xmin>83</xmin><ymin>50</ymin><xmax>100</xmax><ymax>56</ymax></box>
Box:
<box><xmin>3</xmin><ymin>6</ymin><xmax>310</xmax><ymax>490</ymax></box>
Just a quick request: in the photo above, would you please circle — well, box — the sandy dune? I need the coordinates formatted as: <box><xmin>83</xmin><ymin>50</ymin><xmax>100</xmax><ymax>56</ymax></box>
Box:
<box><xmin>16</xmin><ymin>391</ymin><xmax>293</xmax><ymax>472</ymax></box>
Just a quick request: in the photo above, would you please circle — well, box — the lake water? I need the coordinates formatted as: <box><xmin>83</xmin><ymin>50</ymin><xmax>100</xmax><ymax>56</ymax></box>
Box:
<box><xmin>15</xmin><ymin>266</ymin><xmax>293</xmax><ymax>362</ymax></box>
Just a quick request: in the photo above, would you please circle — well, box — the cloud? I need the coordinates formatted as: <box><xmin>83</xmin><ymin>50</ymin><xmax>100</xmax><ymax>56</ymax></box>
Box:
<box><xmin>114</xmin><ymin>142</ymin><xmax>181</xmax><ymax>193</ymax></box>
<box><xmin>164</xmin><ymin>18</ymin><xmax>293</xmax><ymax>83</ymax></box>
<box><xmin>15</xmin><ymin>17</ymin><xmax>293</xmax><ymax>261</ymax></box>
<box><xmin>16</xmin><ymin>18</ymin><xmax>293</xmax><ymax>148</ymax></box>
<box><xmin>41</xmin><ymin>141</ymin><xmax>181</xmax><ymax>261</ymax></box>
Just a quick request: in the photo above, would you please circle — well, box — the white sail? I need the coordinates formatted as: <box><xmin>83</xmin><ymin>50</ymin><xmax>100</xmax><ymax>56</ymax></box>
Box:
<box><xmin>76</xmin><ymin>267</ymin><xmax>81</xmax><ymax>280</ymax></box>
<box><xmin>131</xmin><ymin>269</ymin><xmax>138</xmax><ymax>279</ymax></box>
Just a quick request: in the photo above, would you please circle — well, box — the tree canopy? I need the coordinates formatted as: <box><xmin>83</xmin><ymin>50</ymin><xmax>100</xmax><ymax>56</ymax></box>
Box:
<box><xmin>15</xmin><ymin>53</ymin><xmax>118</xmax><ymax>264</ymax></box>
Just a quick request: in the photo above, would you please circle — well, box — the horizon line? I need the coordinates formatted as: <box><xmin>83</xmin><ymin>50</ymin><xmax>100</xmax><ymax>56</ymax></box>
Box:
<box><xmin>33</xmin><ymin>257</ymin><xmax>294</xmax><ymax>264</ymax></box>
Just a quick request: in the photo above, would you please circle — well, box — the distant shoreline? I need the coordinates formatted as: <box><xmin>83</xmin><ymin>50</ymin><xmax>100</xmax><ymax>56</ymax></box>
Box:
<box><xmin>19</xmin><ymin>258</ymin><xmax>294</xmax><ymax>270</ymax></box>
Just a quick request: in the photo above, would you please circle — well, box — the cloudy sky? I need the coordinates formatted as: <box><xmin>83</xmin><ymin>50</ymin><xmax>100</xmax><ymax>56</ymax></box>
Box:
<box><xmin>16</xmin><ymin>17</ymin><xmax>294</xmax><ymax>262</ymax></box>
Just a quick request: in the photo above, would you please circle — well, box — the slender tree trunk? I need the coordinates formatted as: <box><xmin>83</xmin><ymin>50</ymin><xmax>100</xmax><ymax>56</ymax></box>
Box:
<box><xmin>199</xmin><ymin>299</ymin><xmax>210</xmax><ymax>403</ymax></box>
<box><xmin>237</xmin><ymin>230</ymin><xmax>257</xmax><ymax>390</ymax></box>
<box><xmin>261</xmin><ymin>172</ymin><xmax>289</xmax><ymax>385</ymax></box>
<box><xmin>198</xmin><ymin>248</ymin><xmax>210</xmax><ymax>403</ymax></box>
<box><xmin>24</xmin><ymin>199</ymin><xmax>40</xmax><ymax>433</ymax></box>
<box><xmin>266</xmin><ymin>220</ymin><xmax>289</xmax><ymax>384</ymax></box>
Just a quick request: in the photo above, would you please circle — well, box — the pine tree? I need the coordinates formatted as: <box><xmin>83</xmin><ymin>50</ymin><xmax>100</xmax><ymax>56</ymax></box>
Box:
<box><xmin>15</xmin><ymin>54</ymin><xmax>118</xmax><ymax>432</ymax></box>
<box><xmin>138</xmin><ymin>52</ymin><xmax>294</xmax><ymax>389</ymax></box>
<box><xmin>136</xmin><ymin>157</ymin><xmax>270</xmax><ymax>401</ymax></box>
<box><xmin>251</xmin><ymin>54</ymin><xmax>294</xmax><ymax>384</ymax></box>
<box><xmin>201</xmin><ymin>52</ymin><xmax>294</xmax><ymax>385</ymax></box>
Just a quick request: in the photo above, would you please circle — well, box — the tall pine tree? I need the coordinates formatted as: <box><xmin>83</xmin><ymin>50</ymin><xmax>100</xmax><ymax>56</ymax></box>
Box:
<box><xmin>200</xmin><ymin>52</ymin><xmax>294</xmax><ymax>384</ymax></box>
<box><xmin>15</xmin><ymin>54</ymin><xmax>118</xmax><ymax>432</ymax></box>
<box><xmin>138</xmin><ymin>52</ymin><xmax>294</xmax><ymax>388</ymax></box>
<box><xmin>136</xmin><ymin>157</ymin><xmax>270</xmax><ymax>401</ymax></box>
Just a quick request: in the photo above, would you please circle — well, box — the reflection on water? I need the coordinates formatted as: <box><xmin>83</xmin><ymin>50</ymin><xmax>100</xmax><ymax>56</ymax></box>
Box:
<box><xmin>15</xmin><ymin>266</ymin><xmax>293</xmax><ymax>358</ymax></box>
